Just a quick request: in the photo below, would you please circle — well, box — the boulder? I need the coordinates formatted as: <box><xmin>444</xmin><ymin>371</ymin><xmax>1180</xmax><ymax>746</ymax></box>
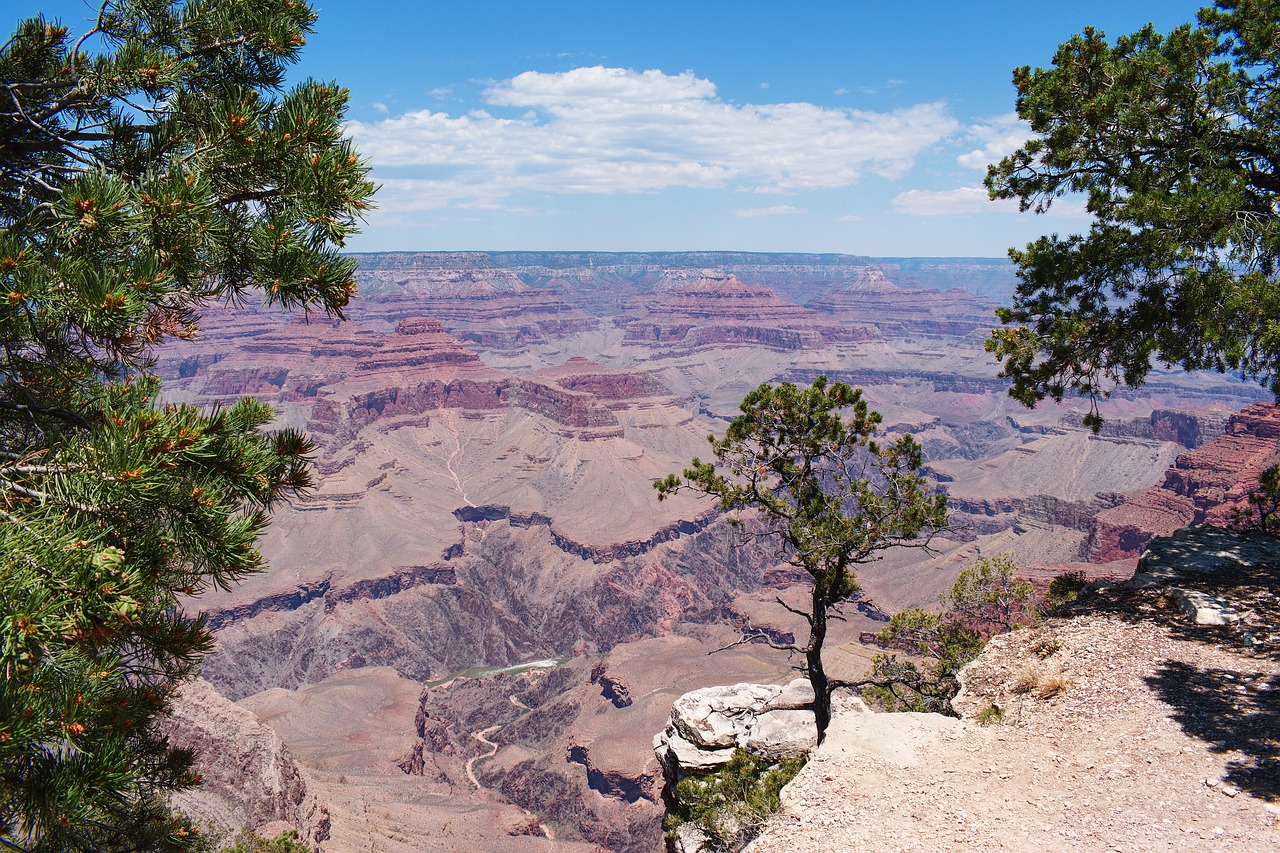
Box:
<box><xmin>654</xmin><ymin>730</ymin><xmax>737</xmax><ymax>775</ymax></box>
<box><xmin>744</xmin><ymin>709</ymin><xmax>817</xmax><ymax>761</ymax></box>
<box><xmin>669</xmin><ymin>682</ymin><xmax>783</xmax><ymax>749</ymax></box>
<box><xmin>655</xmin><ymin>680</ymin><xmax>819</xmax><ymax>782</ymax></box>
<box><xmin>1171</xmin><ymin>587</ymin><xmax>1241</xmax><ymax>626</ymax></box>
<box><xmin>762</xmin><ymin>677</ymin><xmax>815</xmax><ymax>711</ymax></box>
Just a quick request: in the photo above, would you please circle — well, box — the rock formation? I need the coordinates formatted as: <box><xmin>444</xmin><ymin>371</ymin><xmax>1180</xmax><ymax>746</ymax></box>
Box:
<box><xmin>653</xmin><ymin>680</ymin><xmax>818</xmax><ymax>782</ymax></box>
<box><xmin>737</xmin><ymin>527</ymin><xmax>1280</xmax><ymax>852</ymax></box>
<box><xmin>807</xmin><ymin>268</ymin><xmax>999</xmax><ymax>339</ymax></box>
<box><xmin>160</xmin><ymin>679</ymin><xmax>330</xmax><ymax>849</ymax></box>
<box><xmin>1090</xmin><ymin>403</ymin><xmax>1280</xmax><ymax>561</ymax></box>
<box><xmin>622</xmin><ymin>272</ymin><xmax>858</xmax><ymax>350</ymax></box>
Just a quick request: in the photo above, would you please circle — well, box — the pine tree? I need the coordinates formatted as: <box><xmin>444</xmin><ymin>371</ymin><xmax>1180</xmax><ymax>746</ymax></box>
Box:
<box><xmin>656</xmin><ymin>377</ymin><xmax>948</xmax><ymax>740</ymax></box>
<box><xmin>0</xmin><ymin>2</ymin><xmax>374</xmax><ymax>849</ymax></box>
<box><xmin>985</xmin><ymin>1</ymin><xmax>1280</xmax><ymax>424</ymax></box>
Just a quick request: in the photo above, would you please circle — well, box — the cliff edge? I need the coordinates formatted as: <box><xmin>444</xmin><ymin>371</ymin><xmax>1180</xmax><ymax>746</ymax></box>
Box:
<box><xmin>741</xmin><ymin>526</ymin><xmax>1280</xmax><ymax>852</ymax></box>
<box><xmin>160</xmin><ymin>678</ymin><xmax>331</xmax><ymax>849</ymax></box>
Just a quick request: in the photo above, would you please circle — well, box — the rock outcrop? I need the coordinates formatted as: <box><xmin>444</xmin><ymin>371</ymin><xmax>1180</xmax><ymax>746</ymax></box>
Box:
<box><xmin>653</xmin><ymin>679</ymin><xmax>818</xmax><ymax>783</ymax></box>
<box><xmin>160</xmin><ymin>679</ymin><xmax>330</xmax><ymax>849</ymax></box>
<box><xmin>1090</xmin><ymin>403</ymin><xmax>1280</xmax><ymax>561</ymax></box>
<box><xmin>738</xmin><ymin>527</ymin><xmax>1280</xmax><ymax>852</ymax></box>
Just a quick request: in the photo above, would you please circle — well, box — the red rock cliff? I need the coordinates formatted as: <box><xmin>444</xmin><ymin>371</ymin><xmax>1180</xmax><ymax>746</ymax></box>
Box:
<box><xmin>1090</xmin><ymin>403</ymin><xmax>1280</xmax><ymax>561</ymax></box>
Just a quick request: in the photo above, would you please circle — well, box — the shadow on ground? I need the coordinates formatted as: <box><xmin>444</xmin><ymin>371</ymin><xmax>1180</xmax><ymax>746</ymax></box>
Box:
<box><xmin>1145</xmin><ymin>661</ymin><xmax>1280</xmax><ymax>801</ymax></box>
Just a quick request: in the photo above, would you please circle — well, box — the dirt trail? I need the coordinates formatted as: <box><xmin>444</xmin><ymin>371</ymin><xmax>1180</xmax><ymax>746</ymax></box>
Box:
<box><xmin>465</xmin><ymin>692</ymin><xmax>555</xmax><ymax>840</ymax></box>
<box><xmin>466</xmin><ymin>725</ymin><xmax>501</xmax><ymax>790</ymax></box>
<box><xmin>440</xmin><ymin>409</ymin><xmax>475</xmax><ymax>507</ymax></box>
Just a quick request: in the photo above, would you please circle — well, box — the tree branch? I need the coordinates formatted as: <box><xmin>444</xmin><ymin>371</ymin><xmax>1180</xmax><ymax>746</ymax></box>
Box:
<box><xmin>774</xmin><ymin>595</ymin><xmax>813</xmax><ymax>626</ymax></box>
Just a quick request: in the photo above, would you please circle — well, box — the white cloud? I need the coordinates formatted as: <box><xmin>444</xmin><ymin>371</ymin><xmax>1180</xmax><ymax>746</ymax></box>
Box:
<box><xmin>371</xmin><ymin>101</ymin><xmax>388</xmax><ymax>114</ymax></box>
<box><xmin>736</xmin><ymin>205</ymin><xmax>802</xmax><ymax>218</ymax></box>
<box><xmin>957</xmin><ymin>113</ymin><xmax>1030</xmax><ymax>170</ymax></box>
<box><xmin>833</xmin><ymin>87</ymin><xmax>848</xmax><ymax>96</ymax></box>
<box><xmin>892</xmin><ymin>186</ymin><xmax>1014</xmax><ymax>215</ymax></box>
<box><xmin>892</xmin><ymin>185</ymin><xmax>1090</xmax><ymax>218</ymax></box>
<box><xmin>347</xmin><ymin>66</ymin><xmax>960</xmax><ymax>212</ymax></box>
<box><xmin>838</xmin><ymin>213</ymin><xmax>862</xmax><ymax>222</ymax></box>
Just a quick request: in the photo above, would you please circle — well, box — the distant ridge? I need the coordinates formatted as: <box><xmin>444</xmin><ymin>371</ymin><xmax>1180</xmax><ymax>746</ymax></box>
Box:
<box><xmin>347</xmin><ymin>250</ymin><xmax>1010</xmax><ymax>266</ymax></box>
<box><xmin>348</xmin><ymin>251</ymin><xmax>1018</xmax><ymax>300</ymax></box>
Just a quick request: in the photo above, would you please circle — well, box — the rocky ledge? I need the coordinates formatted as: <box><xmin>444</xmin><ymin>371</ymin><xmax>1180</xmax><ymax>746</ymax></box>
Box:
<box><xmin>733</xmin><ymin>526</ymin><xmax>1280</xmax><ymax>852</ymax></box>
<box><xmin>653</xmin><ymin>678</ymin><xmax>820</xmax><ymax>781</ymax></box>
<box><xmin>160</xmin><ymin>679</ymin><xmax>331</xmax><ymax>849</ymax></box>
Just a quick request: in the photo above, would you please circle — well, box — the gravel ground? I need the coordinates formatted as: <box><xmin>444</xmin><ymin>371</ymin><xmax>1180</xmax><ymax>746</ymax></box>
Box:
<box><xmin>745</xmin><ymin>607</ymin><xmax>1280</xmax><ymax>852</ymax></box>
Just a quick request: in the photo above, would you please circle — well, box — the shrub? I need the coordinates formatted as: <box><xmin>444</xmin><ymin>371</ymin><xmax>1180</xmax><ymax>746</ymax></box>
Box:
<box><xmin>185</xmin><ymin>827</ymin><xmax>310</xmax><ymax>853</ymax></box>
<box><xmin>1047</xmin><ymin>571</ymin><xmax>1088</xmax><ymax>608</ymax></box>
<box><xmin>665</xmin><ymin>750</ymin><xmax>807</xmax><ymax>852</ymax></box>
<box><xmin>1033</xmin><ymin>637</ymin><xmax>1063</xmax><ymax>659</ymax></box>
<box><xmin>862</xmin><ymin>554</ymin><xmax>1036</xmax><ymax>713</ymax></box>
<box><xmin>976</xmin><ymin>703</ymin><xmax>1006</xmax><ymax>726</ymax></box>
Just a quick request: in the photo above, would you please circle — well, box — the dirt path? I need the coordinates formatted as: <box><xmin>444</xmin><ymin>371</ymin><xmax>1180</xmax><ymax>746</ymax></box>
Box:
<box><xmin>464</xmin><ymin>693</ymin><xmax>556</xmax><ymax>840</ymax></box>
<box><xmin>440</xmin><ymin>409</ymin><xmax>474</xmax><ymax>507</ymax></box>
<box><xmin>747</xmin><ymin>614</ymin><xmax>1280</xmax><ymax>852</ymax></box>
<box><xmin>465</xmin><ymin>725</ymin><xmax>501</xmax><ymax>790</ymax></box>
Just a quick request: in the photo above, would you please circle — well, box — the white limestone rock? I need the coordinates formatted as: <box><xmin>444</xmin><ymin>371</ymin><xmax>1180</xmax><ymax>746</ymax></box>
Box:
<box><xmin>655</xmin><ymin>728</ymin><xmax>737</xmax><ymax>774</ymax></box>
<box><xmin>669</xmin><ymin>682</ymin><xmax>783</xmax><ymax>749</ymax></box>
<box><xmin>762</xmin><ymin>677</ymin><xmax>815</xmax><ymax>711</ymax></box>
<box><xmin>744</xmin><ymin>709</ymin><xmax>817</xmax><ymax>761</ymax></box>
<box><xmin>1171</xmin><ymin>587</ymin><xmax>1241</xmax><ymax>626</ymax></box>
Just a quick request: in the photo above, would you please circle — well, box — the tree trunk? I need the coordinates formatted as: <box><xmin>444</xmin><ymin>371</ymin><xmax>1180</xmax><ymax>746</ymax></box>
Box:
<box><xmin>807</xmin><ymin>581</ymin><xmax>831</xmax><ymax>744</ymax></box>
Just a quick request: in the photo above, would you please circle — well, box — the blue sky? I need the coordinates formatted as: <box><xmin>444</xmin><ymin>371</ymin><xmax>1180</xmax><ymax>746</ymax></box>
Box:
<box><xmin>16</xmin><ymin>1</ymin><xmax>1208</xmax><ymax>255</ymax></box>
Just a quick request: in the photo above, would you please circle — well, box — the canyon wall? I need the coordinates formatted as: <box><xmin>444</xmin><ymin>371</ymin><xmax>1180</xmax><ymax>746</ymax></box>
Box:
<box><xmin>149</xmin><ymin>253</ymin><xmax>1280</xmax><ymax>851</ymax></box>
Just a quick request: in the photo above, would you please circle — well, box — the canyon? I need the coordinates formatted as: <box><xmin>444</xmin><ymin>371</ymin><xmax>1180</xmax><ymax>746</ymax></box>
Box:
<box><xmin>158</xmin><ymin>252</ymin><xmax>1277</xmax><ymax>851</ymax></box>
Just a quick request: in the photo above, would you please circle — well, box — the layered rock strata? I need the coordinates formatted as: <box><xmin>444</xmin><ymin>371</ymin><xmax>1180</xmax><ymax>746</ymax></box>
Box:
<box><xmin>1090</xmin><ymin>403</ymin><xmax>1280</xmax><ymax>561</ymax></box>
<box><xmin>160</xmin><ymin>679</ymin><xmax>330</xmax><ymax>849</ymax></box>
<box><xmin>622</xmin><ymin>273</ymin><xmax>859</xmax><ymax>351</ymax></box>
<box><xmin>350</xmin><ymin>265</ymin><xmax>599</xmax><ymax>347</ymax></box>
<box><xmin>145</xmin><ymin>253</ymin><xmax>1280</xmax><ymax>852</ymax></box>
<box><xmin>202</xmin><ymin>519</ymin><xmax>777</xmax><ymax>700</ymax></box>
<box><xmin>807</xmin><ymin>268</ymin><xmax>999</xmax><ymax>339</ymax></box>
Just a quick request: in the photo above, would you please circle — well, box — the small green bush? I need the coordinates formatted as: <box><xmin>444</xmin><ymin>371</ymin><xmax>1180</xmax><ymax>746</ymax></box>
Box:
<box><xmin>223</xmin><ymin>828</ymin><xmax>311</xmax><ymax>853</ymax></box>
<box><xmin>1033</xmin><ymin>636</ymin><xmax>1063</xmax><ymax>658</ymax></box>
<box><xmin>665</xmin><ymin>749</ymin><xmax>807</xmax><ymax>851</ymax></box>
<box><xmin>863</xmin><ymin>554</ymin><xmax>1036</xmax><ymax>713</ymax></box>
<box><xmin>976</xmin><ymin>703</ymin><xmax>1005</xmax><ymax>726</ymax></box>
<box><xmin>1046</xmin><ymin>571</ymin><xmax>1088</xmax><ymax>608</ymax></box>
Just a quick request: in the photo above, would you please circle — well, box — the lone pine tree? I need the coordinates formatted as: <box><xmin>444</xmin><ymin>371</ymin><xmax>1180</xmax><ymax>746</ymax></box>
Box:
<box><xmin>0</xmin><ymin>1</ymin><xmax>374</xmax><ymax>849</ymax></box>
<box><xmin>656</xmin><ymin>377</ymin><xmax>947</xmax><ymax>740</ymax></box>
